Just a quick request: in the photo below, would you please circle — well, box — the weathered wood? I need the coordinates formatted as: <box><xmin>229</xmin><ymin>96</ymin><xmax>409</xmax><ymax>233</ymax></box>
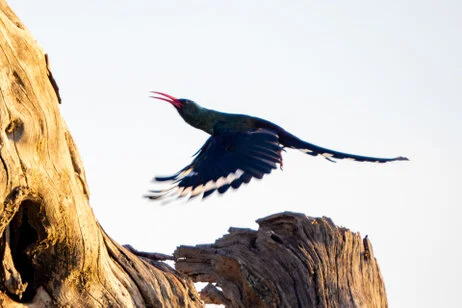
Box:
<box><xmin>175</xmin><ymin>212</ymin><xmax>388</xmax><ymax>307</ymax></box>
<box><xmin>0</xmin><ymin>2</ymin><xmax>388</xmax><ymax>307</ymax></box>
<box><xmin>0</xmin><ymin>1</ymin><xmax>201</xmax><ymax>306</ymax></box>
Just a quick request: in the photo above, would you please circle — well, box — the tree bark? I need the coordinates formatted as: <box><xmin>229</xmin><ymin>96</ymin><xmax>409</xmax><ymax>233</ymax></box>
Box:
<box><xmin>0</xmin><ymin>1</ymin><xmax>200</xmax><ymax>307</ymax></box>
<box><xmin>0</xmin><ymin>2</ymin><xmax>388</xmax><ymax>307</ymax></box>
<box><xmin>175</xmin><ymin>212</ymin><xmax>388</xmax><ymax>307</ymax></box>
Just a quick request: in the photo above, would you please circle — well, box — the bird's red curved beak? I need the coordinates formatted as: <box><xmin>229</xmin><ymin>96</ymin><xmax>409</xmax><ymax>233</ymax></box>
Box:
<box><xmin>150</xmin><ymin>91</ymin><xmax>184</xmax><ymax>109</ymax></box>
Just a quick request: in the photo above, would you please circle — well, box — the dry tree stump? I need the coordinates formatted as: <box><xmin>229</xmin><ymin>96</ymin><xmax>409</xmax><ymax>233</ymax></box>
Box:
<box><xmin>0</xmin><ymin>1</ymin><xmax>388</xmax><ymax>307</ymax></box>
<box><xmin>175</xmin><ymin>212</ymin><xmax>387</xmax><ymax>307</ymax></box>
<box><xmin>0</xmin><ymin>1</ymin><xmax>200</xmax><ymax>307</ymax></box>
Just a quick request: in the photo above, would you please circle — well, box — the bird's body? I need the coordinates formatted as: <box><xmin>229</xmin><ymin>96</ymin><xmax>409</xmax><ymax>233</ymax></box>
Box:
<box><xmin>146</xmin><ymin>92</ymin><xmax>408</xmax><ymax>201</ymax></box>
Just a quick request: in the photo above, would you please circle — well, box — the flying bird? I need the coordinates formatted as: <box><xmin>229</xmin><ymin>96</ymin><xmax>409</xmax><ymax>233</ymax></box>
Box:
<box><xmin>146</xmin><ymin>91</ymin><xmax>408</xmax><ymax>201</ymax></box>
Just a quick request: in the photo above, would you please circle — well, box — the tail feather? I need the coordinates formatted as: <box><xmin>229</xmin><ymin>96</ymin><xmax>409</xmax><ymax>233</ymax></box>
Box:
<box><xmin>279</xmin><ymin>131</ymin><xmax>409</xmax><ymax>163</ymax></box>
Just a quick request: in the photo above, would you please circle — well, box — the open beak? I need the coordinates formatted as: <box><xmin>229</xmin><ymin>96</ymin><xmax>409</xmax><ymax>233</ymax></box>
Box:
<box><xmin>150</xmin><ymin>91</ymin><xmax>184</xmax><ymax>109</ymax></box>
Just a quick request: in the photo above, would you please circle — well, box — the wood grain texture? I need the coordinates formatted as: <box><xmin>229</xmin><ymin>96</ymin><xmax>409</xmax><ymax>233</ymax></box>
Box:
<box><xmin>0</xmin><ymin>1</ymin><xmax>201</xmax><ymax>306</ymax></box>
<box><xmin>0</xmin><ymin>1</ymin><xmax>388</xmax><ymax>307</ymax></box>
<box><xmin>175</xmin><ymin>212</ymin><xmax>388</xmax><ymax>308</ymax></box>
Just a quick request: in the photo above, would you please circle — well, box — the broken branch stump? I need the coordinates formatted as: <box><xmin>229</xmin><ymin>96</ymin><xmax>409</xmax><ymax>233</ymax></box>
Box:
<box><xmin>175</xmin><ymin>212</ymin><xmax>388</xmax><ymax>307</ymax></box>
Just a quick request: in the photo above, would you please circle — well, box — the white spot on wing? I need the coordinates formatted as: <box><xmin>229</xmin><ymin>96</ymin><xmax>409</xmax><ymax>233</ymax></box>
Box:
<box><xmin>216</xmin><ymin>177</ymin><xmax>227</xmax><ymax>188</ymax></box>
<box><xmin>204</xmin><ymin>180</ymin><xmax>216</xmax><ymax>191</ymax></box>
<box><xmin>179</xmin><ymin>168</ymin><xmax>193</xmax><ymax>178</ymax></box>
<box><xmin>300</xmin><ymin>149</ymin><xmax>313</xmax><ymax>153</ymax></box>
<box><xmin>322</xmin><ymin>153</ymin><xmax>334</xmax><ymax>158</ymax></box>
<box><xmin>226</xmin><ymin>173</ymin><xmax>236</xmax><ymax>183</ymax></box>
<box><xmin>180</xmin><ymin>186</ymin><xmax>192</xmax><ymax>197</ymax></box>
<box><xmin>191</xmin><ymin>185</ymin><xmax>204</xmax><ymax>197</ymax></box>
<box><xmin>235</xmin><ymin>169</ymin><xmax>244</xmax><ymax>178</ymax></box>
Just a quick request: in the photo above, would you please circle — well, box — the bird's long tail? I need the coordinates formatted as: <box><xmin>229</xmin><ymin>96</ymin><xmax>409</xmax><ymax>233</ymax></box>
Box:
<box><xmin>278</xmin><ymin>130</ymin><xmax>408</xmax><ymax>163</ymax></box>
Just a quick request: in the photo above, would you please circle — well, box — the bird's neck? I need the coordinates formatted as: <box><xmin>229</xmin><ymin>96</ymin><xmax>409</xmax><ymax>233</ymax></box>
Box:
<box><xmin>181</xmin><ymin>107</ymin><xmax>219</xmax><ymax>134</ymax></box>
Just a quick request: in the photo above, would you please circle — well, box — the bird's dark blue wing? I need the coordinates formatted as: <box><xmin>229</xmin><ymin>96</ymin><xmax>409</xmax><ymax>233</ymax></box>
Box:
<box><xmin>145</xmin><ymin>129</ymin><xmax>282</xmax><ymax>201</ymax></box>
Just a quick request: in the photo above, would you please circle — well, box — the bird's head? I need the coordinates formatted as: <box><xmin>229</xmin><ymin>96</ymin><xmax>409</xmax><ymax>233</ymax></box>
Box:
<box><xmin>150</xmin><ymin>91</ymin><xmax>202</xmax><ymax>119</ymax></box>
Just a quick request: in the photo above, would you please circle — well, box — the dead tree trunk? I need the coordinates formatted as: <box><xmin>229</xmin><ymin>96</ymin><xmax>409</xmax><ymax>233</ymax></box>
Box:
<box><xmin>0</xmin><ymin>2</ymin><xmax>388</xmax><ymax>307</ymax></box>
<box><xmin>175</xmin><ymin>212</ymin><xmax>388</xmax><ymax>307</ymax></box>
<box><xmin>0</xmin><ymin>2</ymin><xmax>201</xmax><ymax>307</ymax></box>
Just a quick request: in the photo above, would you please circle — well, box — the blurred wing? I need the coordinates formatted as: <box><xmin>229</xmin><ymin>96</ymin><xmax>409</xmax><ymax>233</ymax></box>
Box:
<box><xmin>145</xmin><ymin>129</ymin><xmax>283</xmax><ymax>201</ymax></box>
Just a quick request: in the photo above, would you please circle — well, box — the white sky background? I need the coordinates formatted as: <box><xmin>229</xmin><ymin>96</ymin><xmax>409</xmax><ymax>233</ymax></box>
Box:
<box><xmin>9</xmin><ymin>1</ymin><xmax>461</xmax><ymax>307</ymax></box>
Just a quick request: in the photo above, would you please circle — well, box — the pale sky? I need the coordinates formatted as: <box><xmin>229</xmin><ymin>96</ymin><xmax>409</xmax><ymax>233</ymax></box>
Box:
<box><xmin>9</xmin><ymin>1</ymin><xmax>461</xmax><ymax>307</ymax></box>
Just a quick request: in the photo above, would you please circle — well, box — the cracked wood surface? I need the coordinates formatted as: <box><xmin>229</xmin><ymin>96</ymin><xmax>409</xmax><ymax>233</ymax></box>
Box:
<box><xmin>0</xmin><ymin>1</ymin><xmax>389</xmax><ymax>307</ymax></box>
<box><xmin>175</xmin><ymin>212</ymin><xmax>388</xmax><ymax>308</ymax></box>
<box><xmin>0</xmin><ymin>1</ymin><xmax>201</xmax><ymax>306</ymax></box>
